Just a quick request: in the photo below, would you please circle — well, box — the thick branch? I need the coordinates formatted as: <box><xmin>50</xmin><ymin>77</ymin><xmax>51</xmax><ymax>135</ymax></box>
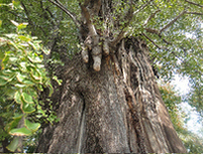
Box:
<box><xmin>160</xmin><ymin>10</ymin><xmax>186</xmax><ymax>33</ymax></box>
<box><xmin>48</xmin><ymin>0</ymin><xmax>80</xmax><ymax>28</ymax></box>
<box><xmin>91</xmin><ymin>0</ymin><xmax>102</xmax><ymax>16</ymax></box>
<box><xmin>111</xmin><ymin>5</ymin><xmax>133</xmax><ymax>46</ymax></box>
<box><xmin>80</xmin><ymin>4</ymin><xmax>97</xmax><ymax>36</ymax></box>
<box><xmin>185</xmin><ymin>0</ymin><xmax>203</xmax><ymax>7</ymax></box>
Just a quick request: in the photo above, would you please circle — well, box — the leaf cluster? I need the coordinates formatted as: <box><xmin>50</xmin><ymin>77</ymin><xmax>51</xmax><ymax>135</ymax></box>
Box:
<box><xmin>0</xmin><ymin>19</ymin><xmax>55</xmax><ymax>152</ymax></box>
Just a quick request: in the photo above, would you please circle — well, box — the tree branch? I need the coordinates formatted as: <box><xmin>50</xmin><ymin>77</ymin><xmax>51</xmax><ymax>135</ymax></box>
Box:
<box><xmin>160</xmin><ymin>10</ymin><xmax>186</xmax><ymax>33</ymax></box>
<box><xmin>111</xmin><ymin>5</ymin><xmax>133</xmax><ymax>46</ymax></box>
<box><xmin>159</xmin><ymin>9</ymin><xmax>202</xmax><ymax>34</ymax></box>
<box><xmin>185</xmin><ymin>0</ymin><xmax>203</xmax><ymax>7</ymax></box>
<box><xmin>39</xmin><ymin>1</ymin><xmax>56</xmax><ymax>26</ymax></box>
<box><xmin>145</xmin><ymin>28</ymin><xmax>160</xmax><ymax>35</ymax></box>
<box><xmin>48</xmin><ymin>0</ymin><xmax>80</xmax><ymax>28</ymax></box>
<box><xmin>186</xmin><ymin>11</ymin><xmax>203</xmax><ymax>15</ymax></box>
<box><xmin>80</xmin><ymin>4</ymin><xmax>97</xmax><ymax>36</ymax></box>
<box><xmin>144</xmin><ymin>27</ymin><xmax>172</xmax><ymax>46</ymax></box>
<box><xmin>20</xmin><ymin>1</ymin><xmax>33</xmax><ymax>26</ymax></box>
<box><xmin>111</xmin><ymin>31</ymin><xmax>126</xmax><ymax>47</ymax></box>
<box><xmin>143</xmin><ymin>9</ymin><xmax>161</xmax><ymax>26</ymax></box>
<box><xmin>142</xmin><ymin>33</ymin><xmax>164</xmax><ymax>49</ymax></box>
<box><xmin>133</xmin><ymin>0</ymin><xmax>153</xmax><ymax>15</ymax></box>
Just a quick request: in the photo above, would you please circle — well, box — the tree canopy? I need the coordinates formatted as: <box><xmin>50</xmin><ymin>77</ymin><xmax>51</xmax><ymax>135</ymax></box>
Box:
<box><xmin>0</xmin><ymin>0</ymin><xmax>203</xmax><ymax>152</ymax></box>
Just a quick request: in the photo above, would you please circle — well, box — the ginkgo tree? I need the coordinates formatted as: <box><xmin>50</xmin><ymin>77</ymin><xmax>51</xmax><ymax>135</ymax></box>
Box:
<box><xmin>0</xmin><ymin>0</ymin><xmax>203</xmax><ymax>153</ymax></box>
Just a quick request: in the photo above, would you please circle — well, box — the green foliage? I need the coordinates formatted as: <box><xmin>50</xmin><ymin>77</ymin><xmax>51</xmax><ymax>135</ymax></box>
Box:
<box><xmin>159</xmin><ymin>82</ymin><xmax>203</xmax><ymax>153</ymax></box>
<box><xmin>6</xmin><ymin>137</ymin><xmax>20</xmax><ymax>152</ymax></box>
<box><xmin>159</xmin><ymin>82</ymin><xmax>185</xmax><ymax>131</ymax></box>
<box><xmin>0</xmin><ymin>19</ymin><xmax>54</xmax><ymax>151</ymax></box>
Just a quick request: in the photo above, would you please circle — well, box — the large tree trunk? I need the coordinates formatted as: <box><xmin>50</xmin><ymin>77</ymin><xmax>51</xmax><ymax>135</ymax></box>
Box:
<box><xmin>35</xmin><ymin>37</ymin><xmax>186</xmax><ymax>153</ymax></box>
<box><xmin>33</xmin><ymin>0</ymin><xmax>187</xmax><ymax>153</ymax></box>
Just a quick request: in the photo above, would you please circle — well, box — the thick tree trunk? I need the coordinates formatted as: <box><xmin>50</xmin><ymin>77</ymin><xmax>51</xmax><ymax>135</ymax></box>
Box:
<box><xmin>35</xmin><ymin>37</ymin><xmax>187</xmax><ymax>153</ymax></box>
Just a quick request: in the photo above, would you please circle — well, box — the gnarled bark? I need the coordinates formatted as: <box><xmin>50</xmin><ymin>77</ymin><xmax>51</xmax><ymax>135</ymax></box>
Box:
<box><xmin>35</xmin><ymin>37</ymin><xmax>187</xmax><ymax>153</ymax></box>
<box><xmin>34</xmin><ymin>0</ymin><xmax>187</xmax><ymax>153</ymax></box>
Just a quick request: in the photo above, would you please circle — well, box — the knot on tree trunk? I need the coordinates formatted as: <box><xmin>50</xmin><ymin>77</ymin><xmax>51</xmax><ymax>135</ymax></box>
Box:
<box><xmin>81</xmin><ymin>35</ymin><xmax>111</xmax><ymax>72</ymax></box>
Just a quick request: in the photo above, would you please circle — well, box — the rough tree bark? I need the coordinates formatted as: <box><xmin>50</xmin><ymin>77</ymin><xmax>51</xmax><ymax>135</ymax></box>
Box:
<box><xmin>35</xmin><ymin>0</ymin><xmax>187</xmax><ymax>153</ymax></box>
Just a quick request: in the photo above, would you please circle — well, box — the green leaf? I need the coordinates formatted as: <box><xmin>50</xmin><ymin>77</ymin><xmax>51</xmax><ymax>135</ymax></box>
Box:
<box><xmin>19</xmin><ymin>62</ymin><xmax>27</xmax><ymax>71</ymax></box>
<box><xmin>42</xmin><ymin>48</ymin><xmax>50</xmax><ymax>55</ymax></box>
<box><xmin>28</xmin><ymin>41</ymin><xmax>40</xmax><ymax>50</ymax></box>
<box><xmin>0</xmin><ymin>20</ymin><xmax>2</xmax><ymax>27</ymax></box>
<box><xmin>22</xmin><ymin>92</ymin><xmax>34</xmax><ymax>104</ymax></box>
<box><xmin>30</xmin><ymin>68</ymin><xmax>41</xmax><ymax>81</ymax></box>
<box><xmin>25</xmin><ymin>119</ymin><xmax>41</xmax><ymax>131</ymax></box>
<box><xmin>21</xmin><ymin>101</ymin><xmax>35</xmax><ymax>113</ymax></box>
<box><xmin>9</xmin><ymin>127</ymin><xmax>32</xmax><ymax>136</ymax></box>
<box><xmin>14</xmin><ymin>91</ymin><xmax>22</xmax><ymax>104</ymax></box>
<box><xmin>12</xmin><ymin>0</ymin><xmax>22</xmax><ymax>9</ymax></box>
<box><xmin>22</xmin><ymin>79</ymin><xmax>35</xmax><ymax>86</ymax></box>
<box><xmin>0</xmin><ymin>74</ymin><xmax>13</xmax><ymax>81</ymax></box>
<box><xmin>53</xmin><ymin>76</ymin><xmax>62</xmax><ymax>85</ymax></box>
<box><xmin>47</xmin><ymin>81</ymin><xmax>54</xmax><ymax>97</ymax></box>
<box><xmin>15</xmin><ymin>83</ymin><xmax>26</xmax><ymax>88</ymax></box>
<box><xmin>5</xmin><ymin>116</ymin><xmax>22</xmax><ymax>132</ymax></box>
<box><xmin>17</xmin><ymin>23</ymin><xmax>28</xmax><ymax>31</ymax></box>
<box><xmin>0</xmin><ymin>77</ymin><xmax>7</xmax><ymax>86</ymax></box>
<box><xmin>4</xmin><ymin>33</ymin><xmax>18</xmax><ymax>38</ymax></box>
<box><xmin>13</xmin><ymin>113</ymin><xmax>23</xmax><ymax>119</ymax></box>
<box><xmin>6</xmin><ymin>137</ymin><xmax>19</xmax><ymax>152</ymax></box>
<box><xmin>2</xmin><ymin>69</ymin><xmax>15</xmax><ymax>76</ymax></box>
<box><xmin>0</xmin><ymin>37</ymin><xmax>7</xmax><ymax>46</ymax></box>
<box><xmin>18</xmin><ymin>35</ymin><xmax>30</xmax><ymax>42</ymax></box>
<box><xmin>28</xmin><ymin>53</ymin><xmax>43</xmax><ymax>63</ymax></box>
<box><xmin>16</xmin><ymin>73</ymin><xmax>26</xmax><ymax>83</ymax></box>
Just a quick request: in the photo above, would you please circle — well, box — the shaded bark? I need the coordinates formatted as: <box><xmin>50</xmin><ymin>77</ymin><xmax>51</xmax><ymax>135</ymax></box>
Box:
<box><xmin>35</xmin><ymin>37</ymin><xmax>187</xmax><ymax>153</ymax></box>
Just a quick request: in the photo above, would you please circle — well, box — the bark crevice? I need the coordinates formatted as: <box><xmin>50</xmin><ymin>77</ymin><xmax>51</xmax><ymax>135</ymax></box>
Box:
<box><xmin>76</xmin><ymin>93</ymin><xmax>86</xmax><ymax>153</ymax></box>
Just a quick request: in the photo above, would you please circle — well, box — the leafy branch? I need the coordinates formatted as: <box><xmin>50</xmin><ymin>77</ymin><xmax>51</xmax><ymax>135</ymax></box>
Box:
<box><xmin>48</xmin><ymin>0</ymin><xmax>80</xmax><ymax>28</ymax></box>
<box><xmin>143</xmin><ymin>9</ymin><xmax>161</xmax><ymax>26</ymax></box>
<box><xmin>185</xmin><ymin>0</ymin><xmax>203</xmax><ymax>7</ymax></box>
<box><xmin>133</xmin><ymin>0</ymin><xmax>154</xmax><ymax>15</ymax></box>
<box><xmin>160</xmin><ymin>10</ymin><xmax>186</xmax><ymax>33</ymax></box>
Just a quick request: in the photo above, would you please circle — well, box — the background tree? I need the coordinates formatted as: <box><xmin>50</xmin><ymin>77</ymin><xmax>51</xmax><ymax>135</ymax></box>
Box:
<box><xmin>0</xmin><ymin>0</ymin><xmax>203</xmax><ymax>153</ymax></box>
<box><xmin>159</xmin><ymin>82</ymin><xmax>203</xmax><ymax>153</ymax></box>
